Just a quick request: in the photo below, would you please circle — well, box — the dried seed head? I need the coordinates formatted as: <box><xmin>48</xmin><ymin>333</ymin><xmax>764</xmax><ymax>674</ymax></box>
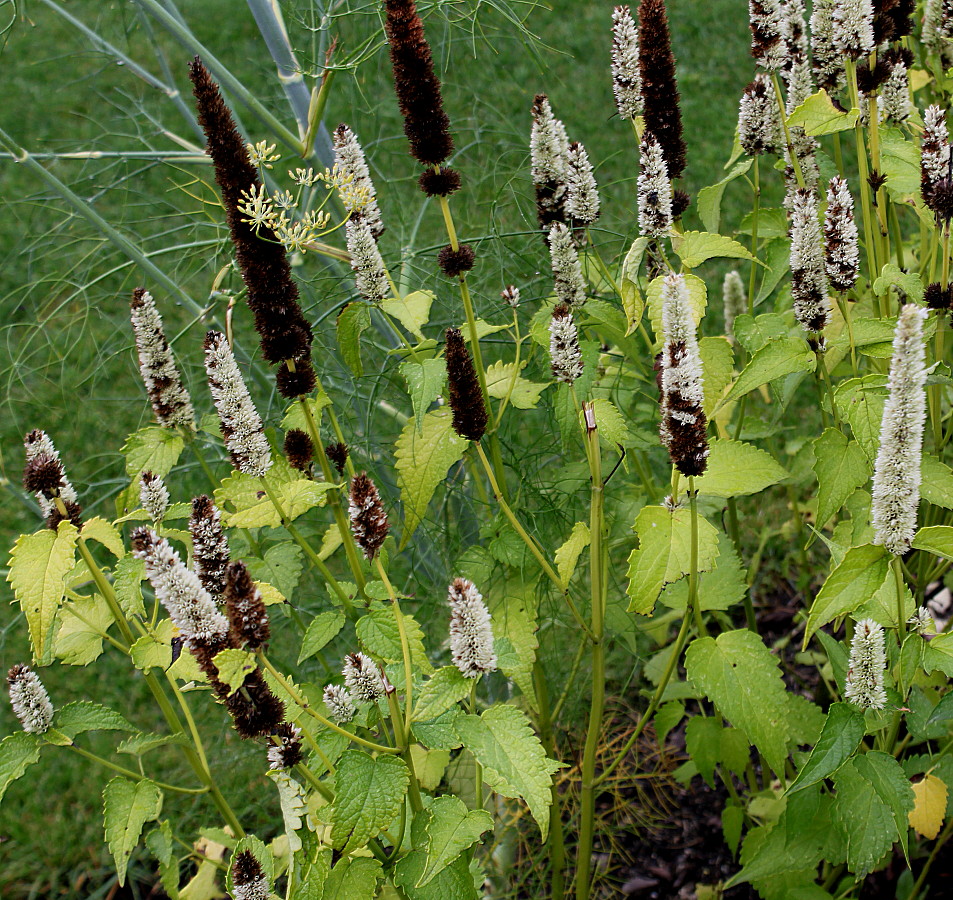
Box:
<box><xmin>874</xmin><ymin>0</ymin><xmax>914</xmax><ymax>43</ymax></box>
<box><xmin>275</xmin><ymin>361</ymin><xmax>317</xmax><ymax>400</ymax></box>
<box><xmin>224</xmin><ymin>669</ymin><xmax>285</xmax><ymax>739</ymax></box>
<box><xmin>284</xmin><ymin>429</ymin><xmax>314</xmax><ymax>472</ymax></box>
<box><xmin>548</xmin><ymin>222</ymin><xmax>587</xmax><ymax>307</ymax></box>
<box><xmin>383</xmin><ymin>0</ymin><xmax>453</xmax><ymax>165</ymax></box>
<box><xmin>722</xmin><ymin>270</ymin><xmax>746</xmax><ymax>343</ymax></box>
<box><xmin>549</xmin><ymin>304</ymin><xmax>584</xmax><ymax>385</ymax></box>
<box><xmin>832</xmin><ymin>0</ymin><xmax>875</xmax><ymax>60</ymax></box>
<box><xmin>132</xmin><ymin>527</ymin><xmax>230</xmax><ymax>643</ymax></box>
<box><xmin>530</xmin><ymin>94</ymin><xmax>570</xmax><ymax>236</ymax></box>
<box><xmin>418</xmin><ymin>166</ymin><xmax>462</xmax><ymax>197</ymax></box>
<box><xmin>612</xmin><ymin>6</ymin><xmax>642</xmax><ymax>120</ymax></box>
<box><xmin>333</xmin><ymin>123</ymin><xmax>384</xmax><ymax>239</ymax></box>
<box><xmin>824</xmin><ymin>177</ymin><xmax>860</xmax><ymax>294</ymax></box>
<box><xmin>139</xmin><ymin>472</ymin><xmax>170</xmax><ymax>523</ymax></box>
<box><xmin>348</xmin><ymin>473</ymin><xmax>389</xmax><ymax>560</ymax></box>
<box><xmin>204</xmin><ymin>331</ymin><xmax>273</xmax><ymax>478</ymax></box>
<box><xmin>925</xmin><ymin>282</ymin><xmax>953</xmax><ymax>311</ymax></box>
<box><xmin>565</xmin><ymin>141</ymin><xmax>600</xmax><ymax>225</ymax></box>
<box><xmin>738</xmin><ymin>75</ymin><xmax>783</xmax><ymax>157</ymax></box>
<box><xmin>342</xmin><ymin>653</ymin><xmax>386</xmax><ymax>705</ymax></box>
<box><xmin>749</xmin><ymin>0</ymin><xmax>787</xmax><ymax>70</ymax></box>
<box><xmin>789</xmin><ymin>188</ymin><xmax>832</xmax><ymax>333</ymax></box>
<box><xmin>445</xmin><ymin>327</ymin><xmax>489</xmax><ymax>442</ymax></box>
<box><xmin>437</xmin><ymin>244</ymin><xmax>476</xmax><ymax>278</ymax></box>
<box><xmin>659</xmin><ymin>273</ymin><xmax>709</xmax><ymax>477</ymax></box>
<box><xmin>346</xmin><ymin>214</ymin><xmax>390</xmax><ymax>303</ymax></box>
<box><xmin>7</xmin><ymin>664</ymin><xmax>54</xmax><ymax>734</ymax></box>
<box><xmin>448</xmin><ymin>578</ymin><xmax>497</xmax><ymax>678</ymax></box>
<box><xmin>323</xmin><ymin>683</ymin><xmax>357</xmax><ymax>723</ymax></box>
<box><xmin>844</xmin><ymin>618</ymin><xmax>887</xmax><ymax>710</ymax></box>
<box><xmin>130</xmin><ymin>288</ymin><xmax>196</xmax><ymax>430</ymax></box>
<box><xmin>224</xmin><ymin>561</ymin><xmax>270</xmax><ymax>649</ymax></box>
<box><xmin>325</xmin><ymin>442</ymin><xmax>349</xmax><ymax>475</ymax></box>
<box><xmin>268</xmin><ymin>723</ymin><xmax>303</xmax><ymax>770</ymax></box>
<box><xmin>189</xmin><ymin>495</ymin><xmax>230</xmax><ymax>601</ymax></box>
<box><xmin>232</xmin><ymin>849</ymin><xmax>269</xmax><ymax>900</ymax></box>
<box><xmin>872</xmin><ymin>304</ymin><xmax>928</xmax><ymax>555</ymax></box>
<box><xmin>639</xmin><ymin>0</ymin><xmax>686</xmax><ymax>183</ymax></box>
<box><xmin>637</xmin><ymin>133</ymin><xmax>673</xmax><ymax>237</ymax></box>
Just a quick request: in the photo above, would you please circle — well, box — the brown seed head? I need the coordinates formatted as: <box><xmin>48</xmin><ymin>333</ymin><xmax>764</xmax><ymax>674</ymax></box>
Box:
<box><xmin>444</xmin><ymin>327</ymin><xmax>488</xmax><ymax>442</ymax></box>
<box><xmin>348</xmin><ymin>473</ymin><xmax>389</xmax><ymax>560</ymax></box>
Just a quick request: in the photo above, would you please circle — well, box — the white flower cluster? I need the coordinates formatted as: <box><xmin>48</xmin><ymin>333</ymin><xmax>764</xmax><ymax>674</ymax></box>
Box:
<box><xmin>267</xmin><ymin>725</ymin><xmax>303</xmax><ymax>770</ymax></box>
<box><xmin>130</xmin><ymin>290</ymin><xmax>195</xmax><ymax>430</ymax></box>
<box><xmin>233</xmin><ymin>870</ymin><xmax>269</xmax><ymax>900</ymax></box>
<box><xmin>530</xmin><ymin>95</ymin><xmax>570</xmax><ymax>188</ymax></box>
<box><xmin>323</xmin><ymin>683</ymin><xmax>357</xmax><ymax>723</ymax></box>
<box><xmin>908</xmin><ymin>607</ymin><xmax>936</xmax><ymax>635</ymax></box>
<box><xmin>448</xmin><ymin>578</ymin><xmax>498</xmax><ymax>678</ymax></box>
<box><xmin>133</xmin><ymin>528</ymin><xmax>230</xmax><ymax>644</ymax></box>
<box><xmin>832</xmin><ymin>0</ymin><xmax>874</xmax><ymax>60</ymax></box>
<box><xmin>334</xmin><ymin>124</ymin><xmax>384</xmax><ymax>240</ymax></box>
<box><xmin>190</xmin><ymin>497</ymin><xmax>230</xmax><ymax>600</ymax></box>
<box><xmin>738</xmin><ymin>74</ymin><xmax>782</xmax><ymax>157</ymax></box>
<box><xmin>139</xmin><ymin>471</ymin><xmax>169</xmax><ymax>523</ymax></box>
<box><xmin>342</xmin><ymin>652</ymin><xmax>387</xmax><ymax>705</ymax></box>
<box><xmin>24</xmin><ymin>430</ymin><xmax>77</xmax><ymax>519</ymax></box>
<box><xmin>810</xmin><ymin>0</ymin><xmax>841</xmax><ymax>87</ymax></box>
<box><xmin>204</xmin><ymin>332</ymin><xmax>273</xmax><ymax>478</ymax></box>
<box><xmin>549</xmin><ymin>305</ymin><xmax>584</xmax><ymax>385</ymax></box>
<box><xmin>872</xmin><ymin>305</ymin><xmax>928</xmax><ymax>556</ymax></box>
<box><xmin>824</xmin><ymin>177</ymin><xmax>860</xmax><ymax>294</ymax></box>
<box><xmin>346</xmin><ymin>215</ymin><xmax>390</xmax><ymax>303</ymax></box>
<box><xmin>660</xmin><ymin>273</ymin><xmax>705</xmax><ymax>426</ymax></box>
<box><xmin>637</xmin><ymin>134</ymin><xmax>673</xmax><ymax>238</ymax></box>
<box><xmin>566</xmin><ymin>142</ymin><xmax>600</xmax><ymax>225</ymax></box>
<box><xmin>722</xmin><ymin>270</ymin><xmax>746</xmax><ymax>343</ymax></box>
<box><xmin>7</xmin><ymin>664</ymin><xmax>54</xmax><ymax>734</ymax></box>
<box><xmin>611</xmin><ymin>5</ymin><xmax>642</xmax><ymax>120</ymax></box>
<box><xmin>922</xmin><ymin>106</ymin><xmax>951</xmax><ymax>192</ymax></box>
<box><xmin>789</xmin><ymin>188</ymin><xmax>832</xmax><ymax>333</ymax></box>
<box><xmin>749</xmin><ymin>0</ymin><xmax>787</xmax><ymax>71</ymax></box>
<box><xmin>878</xmin><ymin>61</ymin><xmax>911</xmax><ymax>124</ymax></box>
<box><xmin>844</xmin><ymin>618</ymin><xmax>887</xmax><ymax>710</ymax></box>
<box><xmin>548</xmin><ymin>223</ymin><xmax>587</xmax><ymax>307</ymax></box>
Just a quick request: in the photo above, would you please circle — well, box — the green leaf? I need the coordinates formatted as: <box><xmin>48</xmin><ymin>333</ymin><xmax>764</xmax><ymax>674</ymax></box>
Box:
<box><xmin>268</xmin><ymin>769</ymin><xmax>308</xmax><ymax>852</ymax></box>
<box><xmin>694</xmin><ymin>439</ymin><xmax>788</xmax><ymax>498</ymax></box>
<box><xmin>118</xmin><ymin>733</ymin><xmax>188</xmax><ymax>756</ymax></box>
<box><xmin>685</xmin><ymin>629</ymin><xmax>791</xmax><ymax>776</ymax></box>
<box><xmin>700</xmin><ymin>336</ymin><xmax>735</xmax><ymax>418</ymax></box>
<box><xmin>486</xmin><ymin>360</ymin><xmax>547</xmax><ymax>410</ymax></box>
<box><xmin>413</xmin><ymin>667</ymin><xmax>472</xmax><ymax>723</ymax></box>
<box><xmin>81</xmin><ymin>517</ymin><xmax>126</xmax><ymax>558</ymax></box>
<box><xmin>396</xmin><ymin>409</ymin><xmax>468</xmax><ymax>548</ymax></box>
<box><xmin>210</xmin><ymin>649</ymin><xmax>256</xmax><ymax>695</ymax></box>
<box><xmin>413</xmin><ymin>707</ymin><xmax>464</xmax><ymax>751</ymax></box>
<box><xmin>881</xmin><ymin>127</ymin><xmax>923</xmax><ymax>204</ymax></box>
<box><xmin>834</xmin><ymin>376</ymin><xmax>887</xmax><ymax>462</ymax></box>
<box><xmin>7</xmin><ymin>521</ymin><xmax>79</xmax><ymax>664</ymax></box>
<box><xmin>647</xmin><ymin>273</ymin><xmax>707</xmax><ymax>338</ymax></box>
<box><xmin>620</xmin><ymin>236</ymin><xmax>650</xmax><ymax>334</ymax></box>
<box><xmin>803</xmin><ymin>544</ymin><xmax>890</xmax><ymax>648</ymax></box>
<box><xmin>418</xmin><ymin>795</ymin><xmax>493</xmax><ymax>886</ymax></box>
<box><xmin>146</xmin><ymin>821</ymin><xmax>180</xmax><ymax>898</ymax></box>
<box><xmin>381</xmin><ymin>290</ymin><xmax>434</xmax><ymax>341</ymax></box>
<box><xmin>246</xmin><ymin>542</ymin><xmax>303</xmax><ymax>601</ymax></box>
<box><xmin>724</xmin><ymin>338</ymin><xmax>815</xmax><ymax>405</ymax></box>
<box><xmin>787</xmin><ymin>89</ymin><xmax>859</xmax><ymax>135</ymax></box>
<box><xmin>686</xmin><ymin>718</ymin><xmax>751</xmax><ymax>786</ymax></box>
<box><xmin>454</xmin><ymin>704</ymin><xmax>562</xmax><ymax>840</ymax></box>
<box><xmin>659</xmin><ymin>532</ymin><xmax>747</xmax><ymax>612</ymax></box>
<box><xmin>696</xmin><ymin>158</ymin><xmax>753</xmax><ymax>233</ymax></box>
<box><xmin>279</xmin><ymin>394</ymin><xmax>331</xmax><ymax>432</ymax></box>
<box><xmin>921</xmin><ymin>454</ymin><xmax>953</xmax><ymax>509</ymax></box>
<box><xmin>733</xmin><ymin>312</ymin><xmax>789</xmax><ymax>356</ymax></box>
<box><xmin>400</xmin><ymin>358</ymin><xmax>448</xmax><ymax>433</ymax></box>
<box><xmin>873</xmin><ymin>264</ymin><xmax>925</xmax><ymax>303</ymax></box>
<box><xmin>912</xmin><ymin>525</ymin><xmax>953</xmax><ymax>561</ymax></box>
<box><xmin>356</xmin><ymin>606</ymin><xmax>434</xmax><ymax>676</ymax></box>
<box><xmin>337</xmin><ymin>302</ymin><xmax>371</xmax><ymax>376</ymax></box>
<box><xmin>626</xmin><ymin>505</ymin><xmax>721</xmax><ymax>615</ymax></box>
<box><xmin>554</xmin><ymin>522</ymin><xmax>590</xmax><ymax>587</ymax></box>
<box><xmin>813</xmin><ymin>430</ymin><xmax>870</xmax><ymax>528</ymax></box>
<box><xmin>122</xmin><ymin>427</ymin><xmax>184</xmax><ymax>479</ymax></box>
<box><xmin>922</xmin><ymin>632</ymin><xmax>953</xmax><ymax>677</ymax></box>
<box><xmin>833</xmin><ymin>752</ymin><xmax>914</xmax><ymax>876</ymax></box>
<box><xmin>586</xmin><ymin>398</ymin><xmax>645</xmax><ymax>449</ymax></box>
<box><xmin>0</xmin><ymin>732</ymin><xmax>42</xmax><ymax>804</ymax></box>
<box><xmin>113</xmin><ymin>556</ymin><xmax>147</xmax><ymax>618</ymax></box>
<box><xmin>54</xmin><ymin>701</ymin><xmax>136</xmax><ymax>740</ymax></box>
<box><xmin>322</xmin><ymin>856</ymin><xmax>383</xmax><ymax>900</ymax></box>
<box><xmin>215</xmin><ymin>462</ymin><xmax>335</xmax><ymax>528</ymax></box>
<box><xmin>488</xmin><ymin>580</ymin><xmax>539</xmax><ymax>706</ymax></box>
<box><xmin>789</xmin><ymin>703</ymin><xmax>866</xmax><ymax>794</ymax></box>
<box><xmin>672</xmin><ymin>231</ymin><xmax>755</xmax><ymax>268</ymax></box>
<box><xmin>331</xmin><ymin>750</ymin><xmax>409</xmax><ymax>852</ymax></box>
<box><xmin>130</xmin><ymin>619</ymin><xmax>205</xmax><ymax>682</ymax></box>
<box><xmin>298</xmin><ymin>609</ymin><xmax>346</xmax><ymax>664</ymax></box>
<box><xmin>393</xmin><ymin>845</ymin><xmax>477</xmax><ymax>900</ymax></box>
<box><xmin>54</xmin><ymin>594</ymin><xmax>114</xmax><ymax>666</ymax></box>
<box><xmin>103</xmin><ymin>777</ymin><xmax>163</xmax><ymax>886</ymax></box>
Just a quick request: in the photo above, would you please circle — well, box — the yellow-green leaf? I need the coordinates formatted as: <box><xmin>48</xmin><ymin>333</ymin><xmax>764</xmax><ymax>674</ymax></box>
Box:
<box><xmin>54</xmin><ymin>594</ymin><xmax>114</xmax><ymax>666</ymax></box>
<box><xmin>103</xmin><ymin>777</ymin><xmax>163</xmax><ymax>886</ymax></box>
<box><xmin>909</xmin><ymin>774</ymin><xmax>947</xmax><ymax>839</ymax></box>
<box><xmin>787</xmin><ymin>89</ymin><xmax>859</xmax><ymax>136</ymax></box>
<box><xmin>672</xmin><ymin>231</ymin><xmax>756</xmax><ymax>268</ymax></box>
<box><xmin>210</xmin><ymin>649</ymin><xmax>256</xmax><ymax>695</ymax></box>
<box><xmin>81</xmin><ymin>517</ymin><xmax>126</xmax><ymax>558</ymax></box>
<box><xmin>554</xmin><ymin>522</ymin><xmax>590</xmax><ymax>587</ymax></box>
<box><xmin>381</xmin><ymin>290</ymin><xmax>434</xmax><ymax>340</ymax></box>
<box><xmin>485</xmin><ymin>360</ymin><xmax>547</xmax><ymax>410</ymax></box>
<box><xmin>694</xmin><ymin>440</ymin><xmax>788</xmax><ymax>498</ymax></box>
<box><xmin>122</xmin><ymin>426</ymin><xmax>184</xmax><ymax>479</ymax></box>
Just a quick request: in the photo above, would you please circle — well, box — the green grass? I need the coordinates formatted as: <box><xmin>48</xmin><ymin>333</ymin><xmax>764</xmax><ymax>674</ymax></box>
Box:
<box><xmin>0</xmin><ymin>0</ymin><xmax>754</xmax><ymax>895</ymax></box>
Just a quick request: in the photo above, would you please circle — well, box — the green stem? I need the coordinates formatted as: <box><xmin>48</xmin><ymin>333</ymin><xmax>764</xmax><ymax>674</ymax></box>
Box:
<box><xmin>770</xmin><ymin>73</ymin><xmax>805</xmax><ymax>189</ymax></box>
<box><xmin>534</xmin><ymin>664</ymin><xmax>566</xmax><ymax>900</ymax></box>
<box><xmin>386</xmin><ymin>692</ymin><xmax>424</xmax><ymax>814</ymax></box>
<box><xmin>747</xmin><ymin>157</ymin><xmax>760</xmax><ymax>314</ymax></box>
<box><xmin>689</xmin><ymin>479</ymin><xmax>706</xmax><ymax>638</ymax></box>
<box><xmin>375</xmin><ymin>558</ymin><xmax>413</xmax><ymax>737</ymax></box>
<box><xmin>63</xmin><ymin>744</ymin><xmax>208</xmax><ymax>794</ymax></box>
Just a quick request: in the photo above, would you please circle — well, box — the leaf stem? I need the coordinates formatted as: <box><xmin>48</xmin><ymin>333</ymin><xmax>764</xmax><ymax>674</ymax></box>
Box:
<box><xmin>62</xmin><ymin>743</ymin><xmax>208</xmax><ymax>794</ymax></box>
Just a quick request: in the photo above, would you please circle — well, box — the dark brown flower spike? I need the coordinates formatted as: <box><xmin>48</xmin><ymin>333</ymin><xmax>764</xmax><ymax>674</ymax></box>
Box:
<box><xmin>419</xmin><ymin>167</ymin><xmax>462</xmax><ymax>197</ymax></box>
<box><xmin>445</xmin><ymin>327</ymin><xmax>488</xmax><ymax>442</ymax></box>
<box><xmin>437</xmin><ymin>244</ymin><xmax>476</xmax><ymax>278</ymax></box>
<box><xmin>639</xmin><ymin>0</ymin><xmax>686</xmax><ymax>183</ymax></box>
<box><xmin>383</xmin><ymin>0</ymin><xmax>453</xmax><ymax>166</ymax></box>
<box><xmin>188</xmin><ymin>57</ymin><xmax>315</xmax><ymax>397</ymax></box>
<box><xmin>23</xmin><ymin>430</ymin><xmax>82</xmax><ymax>530</ymax></box>
<box><xmin>348</xmin><ymin>473</ymin><xmax>389</xmax><ymax>560</ymax></box>
<box><xmin>189</xmin><ymin>495</ymin><xmax>231</xmax><ymax>600</ymax></box>
<box><xmin>224</xmin><ymin>561</ymin><xmax>270</xmax><ymax>650</ymax></box>
<box><xmin>232</xmin><ymin>850</ymin><xmax>267</xmax><ymax>896</ymax></box>
<box><xmin>326</xmin><ymin>442</ymin><xmax>349</xmax><ymax>475</ymax></box>
<box><xmin>284</xmin><ymin>429</ymin><xmax>315</xmax><ymax>472</ymax></box>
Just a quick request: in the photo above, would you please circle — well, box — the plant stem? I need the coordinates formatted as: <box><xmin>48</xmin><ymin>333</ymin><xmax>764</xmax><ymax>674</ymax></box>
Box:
<box><xmin>375</xmin><ymin>558</ymin><xmax>413</xmax><ymax>737</ymax></box>
<box><xmin>533</xmin><ymin>663</ymin><xmax>565</xmax><ymax>900</ymax></box>
<box><xmin>386</xmin><ymin>692</ymin><xmax>424</xmax><ymax>813</ymax></box>
<box><xmin>689</xmin><ymin>479</ymin><xmax>707</xmax><ymax>638</ymax></box>
<box><xmin>747</xmin><ymin>157</ymin><xmax>760</xmax><ymax>314</ymax></box>
<box><xmin>770</xmin><ymin>73</ymin><xmax>805</xmax><ymax>189</ymax></box>
<box><xmin>893</xmin><ymin>556</ymin><xmax>907</xmax><ymax>644</ymax></box>
<box><xmin>63</xmin><ymin>744</ymin><xmax>208</xmax><ymax>794</ymax></box>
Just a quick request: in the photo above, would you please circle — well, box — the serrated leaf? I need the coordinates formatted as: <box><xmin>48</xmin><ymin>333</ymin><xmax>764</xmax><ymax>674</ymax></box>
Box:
<box><xmin>54</xmin><ymin>594</ymin><xmax>114</xmax><ymax>666</ymax></box>
<box><xmin>413</xmin><ymin>707</ymin><xmax>464</xmax><ymax>751</ymax></box>
<box><xmin>322</xmin><ymin>856</ymin><xmax>383</xmax><ymax>900</ymax></box>
<box><xmin>834</xmin><ymin>376</ymin><xmax>887</xmax><ymax>462</ymax></box>
<box><xmin>81</xmin><ymin>517</ymin><xmax>126</xmax><ymax>558</ymax></box>
<box><xmin>417</xmin><ymin>795</ymin><xmax>493</xmax><ymax>886</ymax></box>
<box><xmin>410</xmin><ymin>745</ymin><xmax>450</xmax><ymax>792</ymax></box>
<box><xmin>700</xmin><ymin>336</ymin><xmax>734</xmax><ymax>418</ymax></box>
<box><xmin>298</xmin><ymin>609</ymin><xmax>346</xmax><ymax>664</ymax></box>
<box><xmin>331</xmin><ymin>750</ymin><xmax>409</xmax><ymax>852</ymax></box>
<box><xmin>103</xmin><ymin>777</ymin><xmax>163</xmax><ymax>886</ymax></box>
<box><xmin>113</xmin><ymin>555</ymin><xmax>147</xmax><ymax>618</ymax></box>
<box><xmin>400</xmin><ymin>358</ymin><xmax>448</xmax><ymax>432</ymax></box>
<box><xmin>803</xmin><ymin>544</ymin><xmax>890</xmax><ymax>647</ymax></box>
<box><xmin>454</xmin><ymin>704</ymin><xmax>562</xmax><ymax>840</ymax></box>
<box><xmin>685</xmin><ymin>629</ymin><xmax>790</xmax><ymax>776</ymax></box>
<box><xmin>488</xmin><ymin>581</ymin><xmax>539</xmax><ymax>706</ymax></box>
<box><xmin>724</xmin><ymin>338</ymin><xmax>815</xmax><ymax>404</ymax></box>
<box><xmin>268</xmin><ymin>769</ymin><xmax>307</xmax><ymax>852</ymax></box>
<box><xmin>210</xmin><ymin>649</ymin><xmax>256</xmax><ymax>695</ymax></box>
<box><xmin>733</xmin><ymin>312</ymin><xmax>790</xmax><ymax>355</ymax></box>
<box><xmin>7</xmin><ymin>521</ymin><xmax>78</xmax><ymax>664</ymax></box>
<box><xmin>789</xmin><ymin>703</ymin><xmax>866</xmax><ymax>794</ymax></box>
<box><xmin>873</xmin><ymin>264</ymin><xmax>925</xmax><ymax>303</ymax></box>
<box><xmin>787</xmin><ymin>89</ymin><xmax>858</xmax><ymax>135</ymax></box>
<box><xmin>912</xmin><ymin>525</ymin><xmax>953</xmax><ymax>560</ymax></box>
<box><xmin>279</xmin><ymin>394</ymin><xmax>331</xmax><ymax>431</ymax></box>
<box><xmin>54</xmin><ymin>701</ymin><xmax>136</xmax><ymax>740</ymax></box>
<box><xmin>696</xmin><ymin>159</ymin><xmax>753</xmax><ymax>233</ymax></box>
<box><xmin>686</xmin><ymin>717</ymin><xmax>751</xmax><ymax>786</ymax></box>
<box><xmin>146</xmin><ymin>821</ymin><xmax>179</xmax><ymax>898</ymax></box>
<box><xmin>833</xmin><ymin>752</ymin><xmax>914</xmax><ymax>876</ymax></box>
<box><xmin>909</xmin><ymin>774</ymin><xmax>947</xmax><ymax>839</ymax></box>
<box><xmin>694</xmin><ymin>439</ymin><xmax>787</xmax><ymax>498</ymax></box>
<box><xmin>659</xmin><ymin>531</ymin><xmax>747</xmax><ymax>612</ymax></box>
<box><xmin>130</xmin><ymin>619</ymin><xmax>205</xmax><ymax>682</ymax></box>
<box><xmin>585</xmin><ymin>398</ymin><xmax>646</xmax><ymax>449</ymax></box>
<box><xmin>620</xmin><ymin>236</ymin><xmax>649</xmax><ymax>333</ymax></box>
<box><xmin>921</xmin><ymin>454</ymin><xmax>953</xmax><ymax>509</ymax></box>
<box><xmin>413</xmin><ymin>667</ymin><xmax>472</xmax><ymax>722</ymax></box>
<box><xmin>245</xmin><ymin>542</ymin><xmax>303</xmax><ymax>600</ymax></box>
<box><xmin>356</xmin><ymin>606</ymin><xmax>434</xmax><ymax>676</ymax></box>
<box><xmin>626</xmin><ymin>505</ymin><xmax>720</xmax><ymax>615</ymax></box>
<box><xmin>647</xmin><ymin>273</ymin><xmax>707</xmax><ymax>338</ymax></box>
<box><xmin>122</xmin><ymin>427</ymin><xmax>184</xmax><ymax>479</ymax></box>
<box><xmin>215</xmin><ymin>464</ymin><xmax>335</xmax><ymax>528</ymax></box>
<box><xmin>672</xmin><ymin>231</ymin><xmax>755</xmax><ymax>268</ymax></box>
<box><xmin>922</xmin><ymin>632</ymin><xmax>953</xmax><ymax>677</ymax></box>
<box><xmin>337</xmin><ymin>302</ymin><xmax>371</xmax><ymax>376</ymax></box>
<box><xmin>396</xmin><ymin>410</ymin><xmax>468</xmax><ymax>548</ymax></box>
<box><xmin>0</xmin><ymin>732</ymin><xmax>42</xmax><ymax>803</ymax></box>
<box><xmin>381</xmin><ymin>290</ymin><xmax>434</xmax><ymax>341</ymax></box>
<box><xmin>485</xmin><ymin>361</ymin><xmax>547</xmax><ymax>410</ymax></box>
<box><xmin>118</xmin><ymin>733</ymin><xmax>189</xmax><ymax>756</ymax></box>
<box><xmin>554</xmin><ymin>522</ymin><xmax>590</xmax><ymax>587</ymax></box>
<box><xmin>813</xmin><ymin>430</ymin><xmax>870</xmax><ymax>528</ymax></box>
